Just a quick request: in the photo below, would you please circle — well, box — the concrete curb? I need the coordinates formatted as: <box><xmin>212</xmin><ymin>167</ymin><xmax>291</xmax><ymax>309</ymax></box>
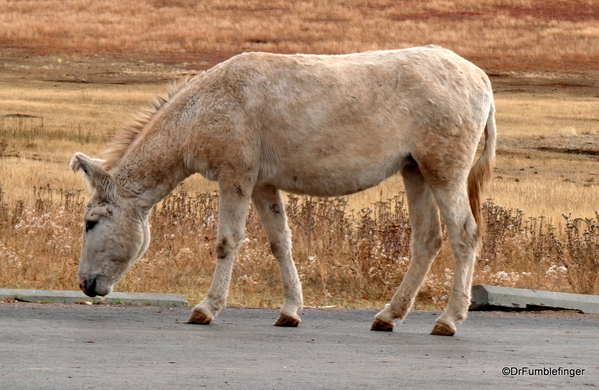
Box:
<box><xmin>0</xmin><ymin>289</ymin><xmax>188</xmax><ymax>307</ymax></box>
<box><xmin>3</xmin><ymin>285</ymin><xmax>597</xmax><ymax>313</ymax></box>
<box><xmin>470</xmin><ymin>284</ymin><xmax>599</xmax><ymax>314</ymax></box>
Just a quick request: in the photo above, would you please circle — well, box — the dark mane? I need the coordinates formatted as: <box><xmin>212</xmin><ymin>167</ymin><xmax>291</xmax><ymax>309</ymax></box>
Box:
<box><xmin>102</xmin><ymin>76</ymin><xmax>194</xmax><ymax>170</ymax></box>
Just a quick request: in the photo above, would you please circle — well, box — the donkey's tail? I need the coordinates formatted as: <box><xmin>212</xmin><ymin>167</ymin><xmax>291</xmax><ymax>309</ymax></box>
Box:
<box><xmin>468</xmin><ymin>101</ymin><xmax>497</xmax><ymax>239</ymax></box>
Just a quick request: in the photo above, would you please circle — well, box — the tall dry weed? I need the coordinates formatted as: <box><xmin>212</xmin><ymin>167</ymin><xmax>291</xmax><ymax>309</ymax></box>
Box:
<box><xmin>561</xmin><ymin>214</ymin><xmax>599</xmax><ymax>294</ymax></box>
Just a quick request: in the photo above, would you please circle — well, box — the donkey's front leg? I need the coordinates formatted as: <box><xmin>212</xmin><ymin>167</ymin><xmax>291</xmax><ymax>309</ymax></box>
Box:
<box><xmin>187</xmin><ymin>182</ymin><xmax>252</xmax><ymax>325</ymax></box>
<box><xmin>252</xmin><ymin>185</ymin><xmax>302</xmax><ymax>327</ymax></box>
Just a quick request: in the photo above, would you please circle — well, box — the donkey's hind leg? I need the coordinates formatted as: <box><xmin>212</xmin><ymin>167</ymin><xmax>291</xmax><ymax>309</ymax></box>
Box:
<box><xmin>188</xmin><ymin>181</ymin><xmax>253</xmax><ymax>325</ymax></box>
<box><xmin>429</xmin><ymin>185</ymin><xmax>479</xmax><ymax>336</ymax></box>
<box><xmin>252</xmin><ymin>185</ymin><xmax>303</xmax><ymax>327</ymax></box>
<box><xmin>371</xmin><ymin>164</ymin><xmax>443</xmax><ymax>331</ymax></box>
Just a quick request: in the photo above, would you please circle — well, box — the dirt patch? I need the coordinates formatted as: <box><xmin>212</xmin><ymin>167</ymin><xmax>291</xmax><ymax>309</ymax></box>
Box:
<box><xmin>388</xmin><ymin>10</ymin><xmax>482</xmax><ymax>22</ymax></box>
<box><xmin>536</xmin><ymin>146</ymin><xmax>599</xmax><ymax>156</ymax></box>
<box><xmin>499</xmin><ymin>2</ymin><xmax>599</xmax><ymax>23</ymax></box>
<box><xmin>382</xmin><ymin>1</ymin><xmax>599</xmax><ymax>23</ymax></box>
<box><xmin>489</xmin><ymin>72</ymin><xmax>599</xmax><ymax>98</ymax></box>
<box><xmin>498</xmin><ymin>133</ymin><xmax>599</xmax><ymax>160</ymax></box>
<box><xmin>0</xmin><ymin>48</ymin><xmax>204</xmax><ymax>85</ymax></box>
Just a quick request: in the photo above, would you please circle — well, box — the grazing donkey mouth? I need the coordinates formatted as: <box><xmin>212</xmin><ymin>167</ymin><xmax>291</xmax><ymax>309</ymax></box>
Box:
<box><xmin>79</xmin><ymin>275</ymin><xmax>112</xmax><ymax>297</ymax></box>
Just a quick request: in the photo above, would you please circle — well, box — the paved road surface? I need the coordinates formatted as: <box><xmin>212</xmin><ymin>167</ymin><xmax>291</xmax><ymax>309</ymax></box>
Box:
<box><xmin>1</xmin><ymin>302</ymin><xmax>598</xmax><ymax>389</ymax></box>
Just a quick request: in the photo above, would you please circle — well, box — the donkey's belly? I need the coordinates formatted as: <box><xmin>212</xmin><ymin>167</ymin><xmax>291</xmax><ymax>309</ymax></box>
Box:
<box><xmin>263</xmin><ymin>154</ymin><xmax>408</xmax><ymax>197</ymax></box>
<box><xmin>276</xmin><ymin>177</ymin><xmax>386</xmax><ymax>197</ymax></box>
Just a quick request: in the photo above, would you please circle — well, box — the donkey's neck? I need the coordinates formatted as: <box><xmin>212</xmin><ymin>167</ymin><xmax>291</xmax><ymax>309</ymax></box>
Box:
<box><xmin>113</xmin><ymin>121</ymin><xmax>192</xmax><ymax>210</ymax></box>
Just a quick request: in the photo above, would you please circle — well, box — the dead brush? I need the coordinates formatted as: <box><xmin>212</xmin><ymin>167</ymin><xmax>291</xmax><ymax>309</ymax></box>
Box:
<box><xmin>562</xmin><ymin>213</ymin><xmax>599</xmax><ymax>294</ymax></box>
<box><xmin>477</xmin><ymin>199</ymin><xmax>599</xmax><ymax>295</ymax></box>
<box><xmin>1</xmin><ymin>185</ymin><xmax>598</xmax><ymax>309</ymax></box>
<box><xmin>0</xmin><ymin>184</ymin><xmax>83</xmax><ymax>290</ymax></box>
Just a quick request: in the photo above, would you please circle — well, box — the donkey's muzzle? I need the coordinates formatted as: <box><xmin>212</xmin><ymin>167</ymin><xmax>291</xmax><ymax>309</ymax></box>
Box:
<box><xmin>80</xmin><ymin>275</ymin><xmax>98</xmax><ymax>297</ymax></box>
<box><xmin>79</xmin><ymin>275</ymin><xmax>110</xmax><ymax>297</ymax></box>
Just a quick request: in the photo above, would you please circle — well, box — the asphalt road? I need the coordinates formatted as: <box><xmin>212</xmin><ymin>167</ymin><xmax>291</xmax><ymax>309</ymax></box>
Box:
<box><xmin>1</xmin><ymin>302</ymin><xmax>598</xmax><ymax>389</ymax></box>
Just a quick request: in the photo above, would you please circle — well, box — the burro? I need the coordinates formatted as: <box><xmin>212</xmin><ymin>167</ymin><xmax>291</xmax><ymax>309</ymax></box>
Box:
<box><xmin>71</xmin><ymin>45</ymin><xmax>496</xmax><ymax>336</ymax></box>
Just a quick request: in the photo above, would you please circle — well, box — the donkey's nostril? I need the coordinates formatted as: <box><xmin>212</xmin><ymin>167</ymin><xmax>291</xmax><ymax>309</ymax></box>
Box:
<box><xmin>82</xmin><ymin>276</ymin><xmax>98</xmax><ymax>297</ymax></box>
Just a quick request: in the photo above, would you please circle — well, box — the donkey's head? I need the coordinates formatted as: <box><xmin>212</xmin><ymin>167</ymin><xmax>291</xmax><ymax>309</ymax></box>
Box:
<box><xmin>70</xmin><ymin>153</ymin><xmax>151</xmax><ymax>297</ymax></box>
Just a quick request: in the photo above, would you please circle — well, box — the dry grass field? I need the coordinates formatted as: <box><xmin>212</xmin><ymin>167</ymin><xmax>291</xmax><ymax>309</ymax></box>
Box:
<box><xmin>1</xmin><ymin>0</ymin><xmax>599</xmax><ymax>308</ymax></box>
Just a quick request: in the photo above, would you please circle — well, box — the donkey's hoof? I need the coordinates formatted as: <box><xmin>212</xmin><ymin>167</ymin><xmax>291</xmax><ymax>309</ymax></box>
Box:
<box><xmin>274</xmin><ymin>314</ymin><xmax>300</xmax><ymax>327</ymax></box>
<box><xmin>371</xmin><ymin>318</ymin><xmax>394</xmax><ymax>332</ymax></box>
<box><xmin>186</xmin><ymin>308</ymin><xmax>214</xmax><ymax>325</ymax></box>
<box><xmin>430</xmin><ymin>322</ymin><xmax>455</xmax><ymax>336</ymax></box>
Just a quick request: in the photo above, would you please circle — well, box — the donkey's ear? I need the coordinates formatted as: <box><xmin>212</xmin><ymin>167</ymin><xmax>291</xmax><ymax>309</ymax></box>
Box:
<box><xmin>70</xmin><ymin>153</ymin><xmax>111</xmax><ymax>193</ymax></box>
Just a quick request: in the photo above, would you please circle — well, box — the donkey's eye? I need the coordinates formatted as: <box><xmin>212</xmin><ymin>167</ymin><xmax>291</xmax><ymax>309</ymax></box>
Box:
<box><xmin>85</xmin><ymin>220</ymin><xmax>98</xmax><ymax>232</ymax></box>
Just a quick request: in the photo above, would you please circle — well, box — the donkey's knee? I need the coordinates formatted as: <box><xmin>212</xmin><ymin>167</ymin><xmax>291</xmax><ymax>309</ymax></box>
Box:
<box><xmin>416</xmin><ymin>231</ymin><xmax>442</xmax><ymax>259</ymax></box>
<box><xmin>269</xmin><ymin>236</ymin><xmax>291</xmax><ymax>260</ymax></box>
<box><xmin>216</xmin><ymin>234</ymin><xmax>244</xmax><ymax>260</ymax></box>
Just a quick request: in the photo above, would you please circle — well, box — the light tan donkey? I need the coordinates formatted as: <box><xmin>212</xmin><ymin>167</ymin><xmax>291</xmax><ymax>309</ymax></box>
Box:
<box><xmin>71</xmin><ymin>45</ymin><xmax>496</xmax><ymax>335</ymax></box>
